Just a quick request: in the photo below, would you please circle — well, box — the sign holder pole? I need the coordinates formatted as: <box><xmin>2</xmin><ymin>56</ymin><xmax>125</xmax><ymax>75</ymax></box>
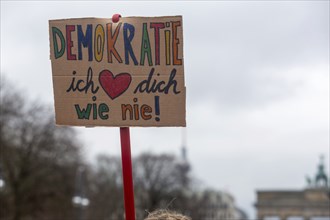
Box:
<box><xmin>112</xmin><ymin>14</ymin><xmax>136</xmax><ymax>220</ymax></box>
<box><xmin>120</xmin><ymin>127</ymin><xmax>136</xmax><ymax>220</ymax></box>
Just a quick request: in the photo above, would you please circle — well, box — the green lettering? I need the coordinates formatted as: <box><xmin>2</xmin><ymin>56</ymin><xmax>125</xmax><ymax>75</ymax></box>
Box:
<box><xmin>140</xmin><ymin>23</ymin><xmax>153</xmax><ymax>66</ymax></box>
<box><xmin>52</xmin><ymin>27</ymin><xmax>65</xmax><ymax>59</ymax></box>
<box><xmin>98</xmin><ymin>103</ymin><xmax>109</xmax><ymax>120</ymax></box>
<box><xmin>75</xmin><ymin>104</ymin><xmax>92</xmax><ymax>119</ymax></box>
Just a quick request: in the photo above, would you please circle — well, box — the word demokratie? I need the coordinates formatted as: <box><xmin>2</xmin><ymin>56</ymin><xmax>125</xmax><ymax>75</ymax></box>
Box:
<box><xmin>51</xmin><ymin>21</ymin><xmax>183</xmax><ymax>66</ymax></box>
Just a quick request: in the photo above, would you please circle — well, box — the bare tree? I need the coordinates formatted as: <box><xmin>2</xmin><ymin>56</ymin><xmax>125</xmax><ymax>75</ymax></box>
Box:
<box><xmin>86</xmin><ymin>155</ymin><xmax>124</xmax><ymax>220</ymax></box>
<box><xmin>0</xmin><ymin>78</ymin><xmax>82</xmax><ymax>220</ymax></box>
<box><xmin>83</xmin><ymin>152</ymin><xmax>192</xmax><ymax>219</ymax></box>
<box><xmin>133</xmin><ymin>153</ymin><xmax>191</xmax><ymax>218</ymax></box>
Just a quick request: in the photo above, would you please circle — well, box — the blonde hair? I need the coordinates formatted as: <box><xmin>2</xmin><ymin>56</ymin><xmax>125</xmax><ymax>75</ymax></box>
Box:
<box><xmin>145</xmin><ymin>209</ymin><xmax>191</xmax><ymax>220</ymax></box>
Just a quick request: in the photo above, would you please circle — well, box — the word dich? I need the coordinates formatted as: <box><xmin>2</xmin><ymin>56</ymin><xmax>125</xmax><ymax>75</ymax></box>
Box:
<box><xmin>52</xmin><ymin>21</ymin><xmax>182</xmax><ymax>66</ymax></box>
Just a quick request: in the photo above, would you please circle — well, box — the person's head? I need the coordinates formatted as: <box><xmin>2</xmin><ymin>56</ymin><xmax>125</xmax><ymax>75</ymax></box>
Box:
<box><xmin>145</xmin><ymin>209</ymin><xmax>191</xmax><ymax>220</ymax></box>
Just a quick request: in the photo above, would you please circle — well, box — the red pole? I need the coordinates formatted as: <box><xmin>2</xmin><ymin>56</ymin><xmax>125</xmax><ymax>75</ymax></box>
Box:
<box><xmin>120</xmin><ymin>127</ymin><xmax>136</xmax><ymax>220</ymax></box>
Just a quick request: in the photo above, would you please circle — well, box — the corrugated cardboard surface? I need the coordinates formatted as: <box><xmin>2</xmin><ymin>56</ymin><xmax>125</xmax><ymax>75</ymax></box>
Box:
<box><xmin>49</xmin><ymin>16</ymin><xmax>185</xmax><ymax>127</ymax></box>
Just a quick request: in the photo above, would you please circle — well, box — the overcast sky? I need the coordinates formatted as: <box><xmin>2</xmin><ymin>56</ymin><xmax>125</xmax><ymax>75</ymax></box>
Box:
<box><xmin>1</xmin><ymin>1</ymin><xmax>329</xmax><ymax>218</ymax></box>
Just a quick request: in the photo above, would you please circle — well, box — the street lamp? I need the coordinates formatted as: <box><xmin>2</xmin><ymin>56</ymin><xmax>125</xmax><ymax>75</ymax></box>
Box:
<box><xmin>0</xmin><ymin>179</ymin><xmax>4</xmax><ymax>189</ymax></box>
<box><xmin>72</xmin><ymin>195</ymin><xmax>90</xmax><ymax>207</ymax></box>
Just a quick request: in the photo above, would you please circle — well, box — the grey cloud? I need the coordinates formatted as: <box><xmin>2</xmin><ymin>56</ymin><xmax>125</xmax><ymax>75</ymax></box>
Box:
<box><xmin>184</xmin><ymin>2</ymin><xmax>328</xmax><ymax>111</ymax></box>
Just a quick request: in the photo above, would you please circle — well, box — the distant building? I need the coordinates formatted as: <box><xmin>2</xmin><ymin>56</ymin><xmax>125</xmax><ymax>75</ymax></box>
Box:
<box><xmin>255</xmin><ymin>156</ymin><xmax>330</xmax><ymax>220</ymax></box>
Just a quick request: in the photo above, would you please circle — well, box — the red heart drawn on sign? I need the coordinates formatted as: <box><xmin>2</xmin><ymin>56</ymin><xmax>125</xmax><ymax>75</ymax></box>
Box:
<box><xmin>98</xmin><ymin>70</ymin><xmax>132</xmax><ymax>100</ymax></box>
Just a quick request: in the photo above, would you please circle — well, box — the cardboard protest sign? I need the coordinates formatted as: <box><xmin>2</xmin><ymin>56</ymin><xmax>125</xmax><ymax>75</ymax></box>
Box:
<box><xmin>49</xmin><ymin>16</ymin><xmax>185</xmax><ymax>127</ymax></box>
